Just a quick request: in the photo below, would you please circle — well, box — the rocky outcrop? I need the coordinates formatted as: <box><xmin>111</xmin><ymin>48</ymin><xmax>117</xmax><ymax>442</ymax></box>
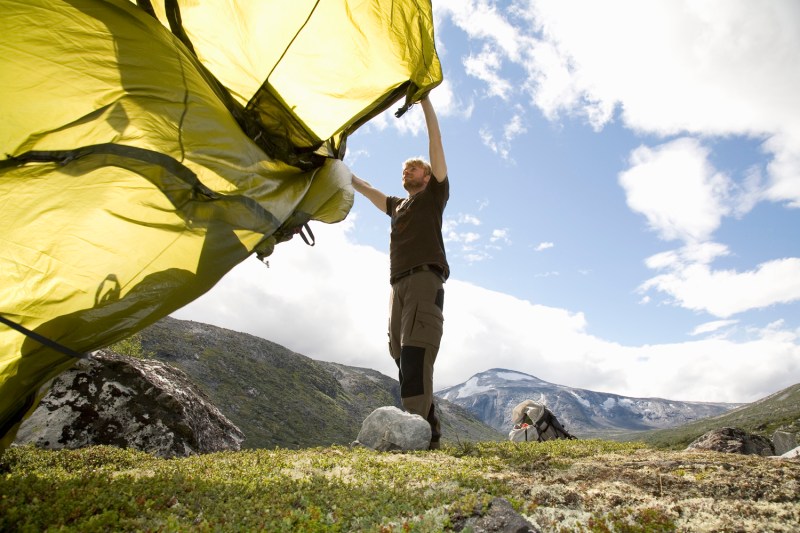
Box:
<box><xmin>772</xmin><ymin>430</ymin><xmax>798</xmax><ymax>456</ymax></box>
<box><xmin>686</xmin><ymin>427</ymin><xmax>774</xmax><ymax>456</ymax></box>
<box><xmin>14</xmin><ymin>349</ymin><xmax>243</xmax><ymax>457</ymax></box>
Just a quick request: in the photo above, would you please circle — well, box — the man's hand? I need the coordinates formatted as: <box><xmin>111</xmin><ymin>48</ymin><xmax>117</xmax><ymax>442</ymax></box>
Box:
<box><xmin>421</xmin><ymin>96</ymin><xmax>447</xmax><ymax>182</ymax></box>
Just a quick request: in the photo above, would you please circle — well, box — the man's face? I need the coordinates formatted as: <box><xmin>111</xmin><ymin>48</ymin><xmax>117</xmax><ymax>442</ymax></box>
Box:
<box><xmin>401</xmin><ymin>162</ymin><xmax>430</xmax><ymax>193</ymax></box>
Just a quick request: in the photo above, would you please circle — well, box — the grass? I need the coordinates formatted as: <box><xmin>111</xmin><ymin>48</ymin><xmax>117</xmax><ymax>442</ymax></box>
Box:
<box><xmin>1</xmin><ymin>440</ymin><xmax>643</xmax><ymax>532</ymax></box>
<box><xmin>4</xmin><ymin>438</ymin><xmax>799</xmax><ymax>531</ymax></box>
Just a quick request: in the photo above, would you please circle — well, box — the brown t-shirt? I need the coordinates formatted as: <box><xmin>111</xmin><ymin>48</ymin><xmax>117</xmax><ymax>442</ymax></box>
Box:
<box><xmin>386</xmin><ymin>175</ymin><xmax>450</xmax><ymax>282</ymax></box>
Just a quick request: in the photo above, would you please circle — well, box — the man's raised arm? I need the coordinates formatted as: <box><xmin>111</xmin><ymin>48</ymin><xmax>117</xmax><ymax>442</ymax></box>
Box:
<box><xmin>421</xmin><ymin>96</ymin><xmax>447</xmax><ymax>182</ymax></box>
<box><xmin>352</xmin><ymin>174</ymin><xmax>388</xmax><ymax>213</ymax></box>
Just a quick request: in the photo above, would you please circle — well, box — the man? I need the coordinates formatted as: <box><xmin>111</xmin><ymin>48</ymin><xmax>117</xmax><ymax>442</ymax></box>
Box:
<box><xmin>351</xmin><ymin>95</ymin><xmax>449</xmax><ymax>449</ymax></box>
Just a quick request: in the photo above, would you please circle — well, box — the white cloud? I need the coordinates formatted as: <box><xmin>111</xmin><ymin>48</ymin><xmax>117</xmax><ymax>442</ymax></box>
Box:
<box><xmin>619</xmin><ymin>138</ymin><xmax>734</xmax><ymax>243</ymax></box>
<box><xmin>644</xmin><ymin>242</ymin><xmax>729</xmax><ymax>271</ymax></box>
<box><xmin>641</xmin><ymin>254</ymin><xmax>800</xmax><ymax>318</ymax></box>
<box><xmin>174</xmin><ymin>220</ymin><xmax>800</xmax><ymax>404</ymax></box>
<box><xmin>764</xmin><ymin>132</ymin><xmax>800</xmax><ymax>208</ymax></box>
<box><xmin>504</xmin><ymin>113</ymin><xmax>527</xmax><ymax>139</ymax></box>
<box><xmin>343</xmin><ymin>148</ymin><xmax>370</xmax><ymax>168</ymax></box>
<box><xmin>463</xmin><ymin>251</ymin><xmax>491</xmax><ymax>264</ymax></box>
<box><xmin>690</xmin><ymin>319</ymin><xmax>738</xmax><ymax>337</ymax></box>
<box><xmin>523</xmin><ymin>1</ymin><xmax>800</xmax><ymax>135</ymax></box>
<box><xmin>457</xmin><ymin>214</ymin><xmax>481</xmax><ymax>226</ymax></box>
<box><xmin>444</xmin><ymin>231</ymin><xmax>477</xmax><ymax>245</ymax></box>
<box><xmin>490</xmin><ymin>228</ymin><xmax>511</xmax><ymax>244</ymax></box>
<box><xmin>479</xmin><ymin>127</ymin><xmax>509</xmax><ymax>159</ymax></box>
<box><xmin>444</xmin><ymin>215</ymin><xmax>514</xmax><ymax>259</ymax></box>
<box><xmin>427</xmin><ymin>78</ymin><xmax>467</xmax><ymax>120</ymax></box>
<box><xmin>436</xmin><ymin>0</ymin><xmax>527</xmax><ymax>62</ymax></box>
<box><xmin>620</xmin><ymin>138</ymin><xmax>800</xmax><ymax>317</ymax></box>
<box><xmin>464</xmin><ymin>45</ymin><xmax>513</xmax><ymax>99</ymax></box>
<box><xmin>478</xmin><ymin>112</ymin><xmax>527</xmax><ymax>160</ymax></box>
<box><xmin>750</xmin><ymin>320</ymin><xmax>799</xmax><ymax>344</ymax></box>
<box><xmin>534</xmin><ymin>241</ymin><xmax>554</xmax><ymax>252</ymax></box>
<box><xmin>440</xmin><ymin>0</ymin><xmax>800</xmax><ymax>205</ymax></box>
<box><xmin>444</xmin><ymin>215</ymin><xmax>482</xmax><ymax>246</ymax></box>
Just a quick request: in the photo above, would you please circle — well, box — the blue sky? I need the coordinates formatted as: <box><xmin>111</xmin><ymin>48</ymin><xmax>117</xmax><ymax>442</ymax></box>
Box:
<box><xmin>176</xmin><ymin>0</ymin><xmax>800</xmax><ymax>404</ymax></box>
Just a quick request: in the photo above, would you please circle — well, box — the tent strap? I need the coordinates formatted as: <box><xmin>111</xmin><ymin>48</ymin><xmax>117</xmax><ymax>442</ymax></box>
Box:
<box><xmin>0</xmin><ymin>314</ymin><xmax>86</xmax><ymax>359</ymax></box>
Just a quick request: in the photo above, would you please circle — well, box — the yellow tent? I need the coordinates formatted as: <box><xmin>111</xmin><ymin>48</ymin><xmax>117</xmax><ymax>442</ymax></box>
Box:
<box><xmin>0</xmin><ymin>0</ymin><xmax>441</xmax><ymax>448</ymax></box>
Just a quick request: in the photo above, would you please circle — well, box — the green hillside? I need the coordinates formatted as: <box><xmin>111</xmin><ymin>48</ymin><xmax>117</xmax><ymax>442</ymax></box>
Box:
<box><xmin>619</xmin><ymin>382</ymin><xmax>800</xmax><ymax>449</ymax></box>
<box><xmin>133</xmin><ymin>317</ymin><xmax>503</xmax><ymax>448</ymax></box>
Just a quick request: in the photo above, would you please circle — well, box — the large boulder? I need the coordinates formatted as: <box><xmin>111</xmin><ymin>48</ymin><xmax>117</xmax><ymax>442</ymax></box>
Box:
<box><xmin>14</xmin><ymin>349</ymin><xmax>243</xmax><ymax>457</ymax></box>
<box><xmin>772</xmin><ymin>431</ymin><xmax>798</xmax><ymax>456</ymax></box>
<box><xmin>353</xmin><ymin>406</ymin><xmax>431</xmax><ymax>451</ymax></box>
<box><xmin>687</xmin><ymin>427</ymin><xmax>774</xmax><ymax>456</ymax></box>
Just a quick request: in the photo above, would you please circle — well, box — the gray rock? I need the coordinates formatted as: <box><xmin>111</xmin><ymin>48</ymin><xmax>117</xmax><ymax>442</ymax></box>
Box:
<box><xmin>686</xmin><ymin>427</ymin><xmax>774</xmax><ymax>456</ymax></box>
<box><xmin>463</xmin><ymin>498</ymin><xmax>538</xmax><ymax>532</ymax></box>
<box><xmin>14</xmin><ymin>349</ymin><xmax>243</xmax><ymax>457</ymax></box>
<box><xmin>352</xmin><ymin>406</ymin><xmax>431</xmax><ymax>451</ymax></box>
<box><xmin>772</xmin><ymin>431</ymin><xmax>798</xmax><ymax>456</ymax></box>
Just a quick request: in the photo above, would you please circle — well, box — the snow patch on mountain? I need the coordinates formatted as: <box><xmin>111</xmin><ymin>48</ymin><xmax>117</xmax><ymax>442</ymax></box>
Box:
<box><xmin>569</xmin><ymin>391</ymin><xmax>591</xmax><ymax>408</ymax></box>
<box><xmin>454</xmin><ymin>377</ymin><xmax>493</xmax><ymax>399</ymax></box>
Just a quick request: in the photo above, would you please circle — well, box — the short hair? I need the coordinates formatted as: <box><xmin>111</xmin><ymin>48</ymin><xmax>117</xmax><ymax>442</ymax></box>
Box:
<box><xmin>403</xmin><ymin>157</ymin><xmax>432</xmax><ymax>176</ymax></box>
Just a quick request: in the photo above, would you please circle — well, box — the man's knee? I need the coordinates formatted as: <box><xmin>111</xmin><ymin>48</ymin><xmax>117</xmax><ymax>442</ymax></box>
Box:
<box><xmin>399</xmin><ymin>345</ymin><xmax>426</xmax><ymax>398</ymax></box>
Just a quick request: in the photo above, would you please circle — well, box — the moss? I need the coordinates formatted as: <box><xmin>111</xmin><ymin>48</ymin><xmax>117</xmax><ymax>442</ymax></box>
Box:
<box><xmin>3</xmin><ymin>435</ymin><xmax>798</xmax><ymax>531</ymax></box>
<box><xmin>586</xmin><ymin>507</ymin><xmax>677</xmax><ymax>532</ymax></box>
<box><xmin>108</xmin><ymin>333</ymin><xmax>154</xmax><ymax>359</ymax></box>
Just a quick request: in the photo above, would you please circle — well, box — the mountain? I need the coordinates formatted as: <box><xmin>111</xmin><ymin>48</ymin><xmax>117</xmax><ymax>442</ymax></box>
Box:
<box><xmin>135</xmin><ymin>317</ymin><xmax>503</xmax><ymax>448</ymax></box>
<box><xmin>624</xmin><ymin>381</ymin><xmax>800</xmax><ymax>449</ymax></box>
<box><xmin>437</xmin><ymin>368</ymin><xmax>740</xmax><ymax>438</ymax></box>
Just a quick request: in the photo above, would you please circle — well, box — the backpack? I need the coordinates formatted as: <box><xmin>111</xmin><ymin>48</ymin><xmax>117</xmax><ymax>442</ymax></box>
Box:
<box><xmin>508</xmin><ymin>399</ymin><xmax>577</xmax><ymax>442</ymax></box>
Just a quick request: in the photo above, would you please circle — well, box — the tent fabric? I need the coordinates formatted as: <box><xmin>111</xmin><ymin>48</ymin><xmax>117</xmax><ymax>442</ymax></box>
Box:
<box><xmin>0</xmin><ymin>0</ymin><xmax>441</xmax><ymax>449</ymax></box>
<box><xmin>134</xmin><ymin>0</ymin><xmax>442</xmax><ymax>161</ymax></box>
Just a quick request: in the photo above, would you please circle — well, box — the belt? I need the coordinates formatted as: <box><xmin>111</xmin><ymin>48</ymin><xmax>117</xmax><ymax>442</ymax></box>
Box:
<box><xmin>390</xmin><ymin>264</ymin><xmax>445</xmax><ymax>285</ymax></box>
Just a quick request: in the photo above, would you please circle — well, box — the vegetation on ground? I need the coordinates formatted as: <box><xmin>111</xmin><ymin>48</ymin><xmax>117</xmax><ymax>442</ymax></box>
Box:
<box><xmin>3</xmin><ymin>439</ymin><xmax>798</xmax><ymax>532</ymax></box>
<box><xmin>109</xmin><ymin>333</ymin><xmax>154</xmax><ymax>360</ymax></box>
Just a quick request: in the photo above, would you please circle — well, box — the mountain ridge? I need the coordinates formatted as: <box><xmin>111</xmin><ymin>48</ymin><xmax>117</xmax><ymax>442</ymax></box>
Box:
<box><xmin>136</xmin><ymin>317</ymin><xmax>504</xmax><ymax>448</ymax></box>
<box><xmin>438</xmin><ymin>367</ymin><xmax>741</xmax><ymax>438</ymax></box>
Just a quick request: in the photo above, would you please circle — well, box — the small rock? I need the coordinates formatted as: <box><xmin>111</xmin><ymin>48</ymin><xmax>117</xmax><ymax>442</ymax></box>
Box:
<box><xmin>465</xmin><ymin>498</ymin><xmax>538</xmax><ymax>533</ymax></box>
